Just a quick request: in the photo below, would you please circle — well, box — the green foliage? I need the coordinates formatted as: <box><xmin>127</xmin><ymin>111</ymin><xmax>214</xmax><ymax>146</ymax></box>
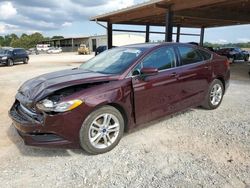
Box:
<box><xmin>0</xmin><ymin>34</ymin><xmax>15</xmax><ymax>47</ymax></box>
<box><xmin>204</xmin><ymin>42</ymin><xmax>250</xmax><ymax>48</ymax></box>
<box><xmin>10</xmin><ymin>32</ymin><xmax>45</xmax><ymax>49</ymax></box>
<box><xmin>0</xmin><ymin>32</ymin><xmax>46</xmax><ymax>49</ymax></box>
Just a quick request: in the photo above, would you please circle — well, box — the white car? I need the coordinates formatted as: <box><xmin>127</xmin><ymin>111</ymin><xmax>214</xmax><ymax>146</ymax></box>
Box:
<box><xmin>36</xmin><ymin>44</ymin><xmax>50</xmax><ymax>51</ymax></box>
<box><xmin>47</xmin><ymin>47</ymin><xmax>62</xmax><ymax>54</ymax></box>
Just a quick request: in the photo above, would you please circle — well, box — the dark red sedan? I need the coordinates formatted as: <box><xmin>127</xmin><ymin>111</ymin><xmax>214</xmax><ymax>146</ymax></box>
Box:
<box><xmin>9</xmin><ymin>43</ymin><xmax>230</xmax><ymax>154</ymax></box>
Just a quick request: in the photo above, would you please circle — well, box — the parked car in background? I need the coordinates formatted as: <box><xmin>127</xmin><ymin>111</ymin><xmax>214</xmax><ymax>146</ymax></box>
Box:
<box><xmin>36</xmin><ymin>44</ymin><xmax>50</xmax><ymax>52</ymax></box>
<box><xmin>204</xmin><ymin>46</ymin><xmax>215</xmax><ymax>52</ymax></box>
<box><xmin>188</xmin><ymin>42</ymin><xmax>199</xmax><ymax>46</ymax></box>
<box><xmin>27</xmin><ymin>48</ymin><xmax>39</xmax><ymax>55</ymax></box>
<box><xmin>0</xmin><ymin>48</ymin><xmax>29</xmax><ymax>66</ymax></box>
<box><xmin>78</xmin><ymin>44</ymin><xmax>90</xmax><ymax>55</ymax></box>
<box><xmin>95</xmin><ymin>45</ymin><xmax>107</xmax><ymax>56</ymax></box>
<box><xmin>216</xmin><ymin>47</ymin><xmax>249</xmax><ymax>62</ymax></box>
<box><xmin>9</xmin><ymin>43</ymin><xmax>230</xmax><ymax>154</ymax></box>
<box><xmin>47</xmin><ymin>47</ymin><xmax>62</xmax><ymax>54</ymax></box>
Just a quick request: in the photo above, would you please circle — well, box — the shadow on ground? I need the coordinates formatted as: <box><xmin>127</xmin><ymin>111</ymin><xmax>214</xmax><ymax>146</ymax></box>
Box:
<box><xmin>7</xmin><ymin>124</ymin><xmax>88</xmax><ymax>157</ymax></box>
<box><xmin>6</xmin><ymin>107</ymin><xmax>196</xmax><ymax>157</ymax></box>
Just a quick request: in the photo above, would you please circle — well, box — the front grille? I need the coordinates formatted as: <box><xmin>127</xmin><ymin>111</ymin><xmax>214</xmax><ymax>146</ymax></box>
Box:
<box><xmin>20</xmin><ymin>104</ymin><xmax>37</xmax><ymax>116</ymax></box>
<box><xmin>13</xmin><ymin>101</ymin><xmax>44</xmax><ymax>124</ymax></box>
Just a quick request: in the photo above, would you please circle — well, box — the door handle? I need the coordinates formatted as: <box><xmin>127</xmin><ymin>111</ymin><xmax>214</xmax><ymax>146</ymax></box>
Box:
<box><xmin>170</xmin><ymin>72</ymin><xmax>178</xmax><ymax>78</ymax></box>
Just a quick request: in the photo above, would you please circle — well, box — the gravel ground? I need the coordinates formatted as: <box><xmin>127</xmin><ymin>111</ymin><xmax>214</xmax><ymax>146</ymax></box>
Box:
<box><xmin>0</xmin><ymin>54</ymin><xmax>249</xmax><ymax>188</ymax></box>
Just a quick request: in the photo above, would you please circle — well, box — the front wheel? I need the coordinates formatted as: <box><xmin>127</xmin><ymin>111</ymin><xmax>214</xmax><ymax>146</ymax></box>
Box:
<box><xmin>79</xmin><ymin>106</ymin><xmax>124</xmax><ymax>155</ymax></box>
<box><xmin>202</xmin><ymin>79</ymin><xmax>224</xmax><ymax>110</ymax></box>
<box><xmin>7</xmin><ymin>59</ymin><xmax>14</xmax><ymax>66</ymax></box>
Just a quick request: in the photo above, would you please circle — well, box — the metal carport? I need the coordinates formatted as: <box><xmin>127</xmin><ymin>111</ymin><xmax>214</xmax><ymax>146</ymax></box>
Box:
<box><xmin>91</xmin><ymin>0</ymin><xmax>250</xmax><ymax>48</ymax></box>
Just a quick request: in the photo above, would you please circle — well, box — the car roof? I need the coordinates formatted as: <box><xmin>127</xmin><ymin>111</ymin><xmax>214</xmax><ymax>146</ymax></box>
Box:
<box><xmin>0</xmin><ymin>47</ymin><xmax>26</xmax><ymax>52</ymax></box>
<box><xmin>123</xmin><ymin>42</ymin><xmax>207</xmax><ymax>51</ymax></box>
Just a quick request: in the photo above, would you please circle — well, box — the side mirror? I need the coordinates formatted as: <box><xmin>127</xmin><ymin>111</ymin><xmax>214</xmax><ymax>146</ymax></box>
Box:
<box><xmin>141</xmin><ymin>67</ymin><xmax>158</xmax><ymax>76</ymax></box>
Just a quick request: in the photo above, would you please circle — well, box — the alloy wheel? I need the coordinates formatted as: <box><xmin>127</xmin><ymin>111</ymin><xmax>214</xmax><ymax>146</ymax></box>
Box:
<box><xmin>210</xmin><ymin>84</ymin><xmax>223</xmax><ymax>106</ymax></box>
<box><xmin>89</xmin><ymin>113</ymin><xmax>120</xmax><ymax>149</ymax></box>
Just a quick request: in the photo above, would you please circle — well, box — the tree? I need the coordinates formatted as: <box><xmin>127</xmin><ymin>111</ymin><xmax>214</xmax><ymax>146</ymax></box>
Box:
<box><xmin>21</xmin><ymin>33</ymin><xmax>28</xmax><ymax>38</ymax></box>
<box><xmin>10</xmin><ymin>32</ymin><xmax>45</xmax><ymax>49</ymax></box>
<box><xmin>10</xmin><ymin>33</ymin><xmax>18</xmax><ymax>40</ymax></box>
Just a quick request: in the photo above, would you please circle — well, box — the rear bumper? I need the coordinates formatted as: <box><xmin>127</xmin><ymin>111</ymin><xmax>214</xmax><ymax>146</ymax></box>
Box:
<box><xmin>9</xmin><ymin>101</ymin><xmax>88</xmax><ymax>149</ymax></box>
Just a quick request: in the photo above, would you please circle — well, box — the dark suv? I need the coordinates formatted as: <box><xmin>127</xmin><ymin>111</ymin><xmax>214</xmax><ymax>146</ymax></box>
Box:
<box><xmin>95</xmin><ymin>45</ymin><xmax>107</xmax><ymax>56</ymax></box>
<box><xmin>0</xmin><ymin>48</ymin><xmax>29</xmax><ymax>66</ymax></box>
<box><xmin>216</xmin><ymin>47</ymin><xmax>249</xmax><ymax>62</ymax></box>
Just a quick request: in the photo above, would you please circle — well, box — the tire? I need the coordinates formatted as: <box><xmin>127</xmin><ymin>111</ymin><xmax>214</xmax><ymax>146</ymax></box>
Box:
<box><xmin>23</xmin><ymin>57</ymin><xmax>29</xmax><ymax>64</ymax></box>
<box><xmin>7</xmin><ymin>59</ymin><xmax>14</xmax><ymax>66</ymax></box>
<box><xmin>79</xmin><ymin>106</ymin><xmax>124</xmax><ymax>155</ymax></box>
<box><xmin>202</xmin><ymin>79</ymin><xmax>224</xmax><ymax>110</ymax></box>
<box><xmin>245</xmin><ymin>56</ymin><xmax>249</xmax><ymax>62</ymax></box>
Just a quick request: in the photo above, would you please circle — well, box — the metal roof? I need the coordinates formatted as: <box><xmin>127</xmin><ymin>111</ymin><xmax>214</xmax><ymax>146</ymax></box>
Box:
<box><xmin>91</xmin><ymin>0</ymin><xmax>250</xmax><ymax>28</ymax></box>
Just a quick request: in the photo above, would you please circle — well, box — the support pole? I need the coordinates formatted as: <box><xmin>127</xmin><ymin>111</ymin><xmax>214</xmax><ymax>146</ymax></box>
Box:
<box><xmin>176</xmin><ymin>25</ymin><xmax>181</xmax><ymax>42</ymax></box>
<box><xmin>71</xmin><ymin>38</ymin><xmax>74</xmax><ymax>52</ymax></box>
<box><xmin>107</xmin><ymin>22</ymin><xmax>113</xmax><ymax>49</ymax></box>
<box><xmin>165</xmin><ymin>7</ymin><xmax>173</xmax><ymax>42</ymax></box>
<box><xmin>200</xmin><ymin>27</ymin><xmax>205</xmax><ymax>46</ymax></box>
<box><xmin>145</xmin><ymin>25</ymin><xmax>150</xmax><ymax>43</ymax></box>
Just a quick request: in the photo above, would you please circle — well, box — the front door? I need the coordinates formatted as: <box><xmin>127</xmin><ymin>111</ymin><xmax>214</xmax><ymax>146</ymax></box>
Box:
<box><xmin>132</xmin><ymin>46</ymin><xmax>182</xmax><ymax>125</ymax></box>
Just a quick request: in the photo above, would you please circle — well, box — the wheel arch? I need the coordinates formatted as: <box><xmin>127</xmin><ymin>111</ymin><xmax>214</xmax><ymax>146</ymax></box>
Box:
<box><xmin>85</xmin><ymin>101</ymin><xmax>130</xmax><ymax>133</ymax></box>
<box><xmin>107</xmin><ymin>103</ymin><xmax>129</xmax><ymax>132</ymax></box>
<box><xmin>215</xmin><ymin>76</ymin><xmax>225</xmax><ymax>93</ymax></box>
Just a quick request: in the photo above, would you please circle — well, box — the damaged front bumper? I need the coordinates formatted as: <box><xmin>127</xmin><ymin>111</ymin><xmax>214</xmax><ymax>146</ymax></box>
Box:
<box><xmin>9</xmin><ymin>100</ymin><xmax>86</xmax><ymax>149</ymax></box>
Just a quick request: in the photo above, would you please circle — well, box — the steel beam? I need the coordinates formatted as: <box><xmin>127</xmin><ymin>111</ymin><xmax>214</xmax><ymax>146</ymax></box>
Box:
<box><xmin>176</xmin><ymin>25</ymin><xmax>181</xmax><ymax>42</ymax></box>
<box><xmin>146</xmin><ymin>25</ymin><xmax>150</xmax><ymax>42</ymax></box>
<box><xmin>107</xmin><ymin>22</ymin><xmax>113</xmax><ymax>49</ymax></box>
<box><xmin>165</xmin><ymin>7</ymin><xmax>173</xmax><ymax>42</ymax></box>
<box><xmin>200</xmin><ymin>27</ymin><xmax>205</xmax><ymax>46</ymax></box>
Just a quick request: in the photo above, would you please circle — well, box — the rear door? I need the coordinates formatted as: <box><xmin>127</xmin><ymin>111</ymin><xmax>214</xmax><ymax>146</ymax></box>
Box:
<box><xmin>175</xmin><ymin>45</ymin><xmax>212</xmax><ymax>108</ymax></box>
<box><xmin>19</xmin><ymin>49</ymin><xmax>27</xmax><ymax>61</ymax></box>
<box><xmin>132</xmin><ymin>46</ymin><xmax>182</xmax><ymax>124</ymax></box>
<box><xmin>12</xmin><ymin>49</ymin><xmax>20</xmax><ymax>62</ymax></box>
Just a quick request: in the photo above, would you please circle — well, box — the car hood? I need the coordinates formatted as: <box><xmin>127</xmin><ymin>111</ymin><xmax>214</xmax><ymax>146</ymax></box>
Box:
<box><xmin>0</xmin><ymin>54</ymin><xmax>8</xmax><ymax>58</ymax></box>
<box><xmin>16</xmin><ymin>68</ymin><xmax>117</xmax><ymax>106</ymax></box>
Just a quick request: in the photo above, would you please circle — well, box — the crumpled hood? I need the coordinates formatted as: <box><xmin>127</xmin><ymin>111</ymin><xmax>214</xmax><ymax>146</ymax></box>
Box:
<box><xmin>16</xmin><ymin>68</ymin><xmax>116</xmax><ymax>106</ymax></box>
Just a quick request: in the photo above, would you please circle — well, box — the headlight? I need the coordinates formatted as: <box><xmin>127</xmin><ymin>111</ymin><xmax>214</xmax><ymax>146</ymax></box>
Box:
<box><xmin>36</xmin><ymin>99</ymin><xmax>83</xmax><ymax>113</ymax></box>
<box><xmin>2</xmin><ymin>56</ymin><xmax>7</xmax><ymax>60</ymax></box>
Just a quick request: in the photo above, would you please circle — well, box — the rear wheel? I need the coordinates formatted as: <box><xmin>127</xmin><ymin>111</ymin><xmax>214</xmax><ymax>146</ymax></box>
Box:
<box><xmin>244</xmin><ymin>55</ymin><xmax>249</xmax><ymax>62</ymax></box>
<box><xmin>7</xmin><ymin>59</ymin><xmax>14</xmax><ymax>66</ymax></box>
<box><xmin>202</xmin><ymin>79</ymin><xmax>224</xmax><ymax>110</ymax></box>
<box><xmin>79</xmin><ymin>106</ymin><xmax>124</xmax><ymax>155</ymax></box>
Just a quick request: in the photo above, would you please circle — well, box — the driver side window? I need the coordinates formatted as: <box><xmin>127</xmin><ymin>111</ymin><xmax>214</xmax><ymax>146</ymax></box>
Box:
<box><xmin>142</xmin><ymin>47</ymin><xmax>176</xmax><ymax>71</ymax></box>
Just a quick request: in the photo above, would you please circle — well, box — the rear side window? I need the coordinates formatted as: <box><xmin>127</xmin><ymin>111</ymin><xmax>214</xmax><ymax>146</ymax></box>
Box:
<box><xmin>14</xmin><ymin>49</ymin><xmax>26</xmax><ymax>54</ymax></box>
<box><xmin>178</xmin><ymin>46</ymin><xmax>203</xmax><ymax>65</ymax></box>
<box><xmin>198</xmin><ymin>49</ymin><xmax>212</xmax><ymax>60</ymax></box>
<box><xmin>142</xmin><ymin>47</ymin><xmax>176</xmax><ymax>71</ymax></box>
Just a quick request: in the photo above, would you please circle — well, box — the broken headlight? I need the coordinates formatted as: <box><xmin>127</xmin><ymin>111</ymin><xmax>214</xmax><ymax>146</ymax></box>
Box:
<box><xmin>36</xmin><ymin>99</ymin><xmax>83</xmax><ymax>113</ymax></box>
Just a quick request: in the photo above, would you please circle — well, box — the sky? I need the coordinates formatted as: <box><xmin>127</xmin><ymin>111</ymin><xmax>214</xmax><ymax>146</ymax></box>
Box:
<box><xmin>0</xmin><ymin>0</ymin><xmax>249</xmax><ymax>44</ymax></box>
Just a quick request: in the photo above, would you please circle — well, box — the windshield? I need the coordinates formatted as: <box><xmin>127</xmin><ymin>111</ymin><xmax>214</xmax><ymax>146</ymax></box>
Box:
<box><xmin>0</xmin><ymin>49</ymin><xmax>9</xmax><ymax>55</ymax></box>
<box><xmin>80</xmin><ymin>47</ymin><xmax>143</xmax><ymax>74</ymax></box>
